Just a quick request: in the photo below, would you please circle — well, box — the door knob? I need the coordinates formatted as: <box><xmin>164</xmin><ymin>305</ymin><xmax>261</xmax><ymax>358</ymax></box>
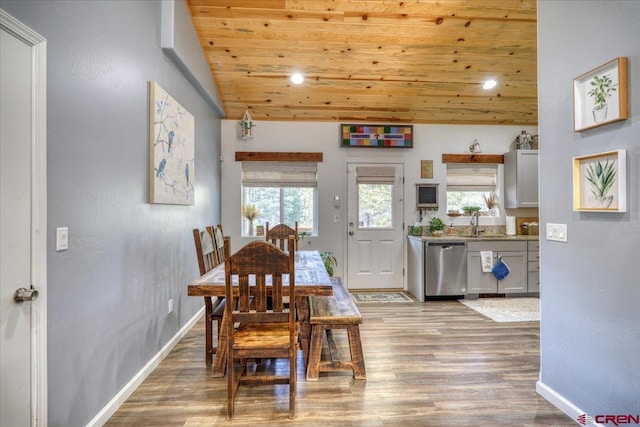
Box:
<box><xmin>13</xmin><ymin>286</ymin><xmax>39</xmax><ymax>303</ymax></box>
<box><xmin>348</xmin><ymin>231</ymin><xmax>354</xmax><ymax>236</ymax></box>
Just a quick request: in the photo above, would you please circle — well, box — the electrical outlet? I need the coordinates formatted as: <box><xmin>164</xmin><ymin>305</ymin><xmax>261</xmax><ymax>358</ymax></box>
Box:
<box><xmin>168</xmin><ymin>299</ymin><xmax>174</xmax><ymax>314</ymax></box>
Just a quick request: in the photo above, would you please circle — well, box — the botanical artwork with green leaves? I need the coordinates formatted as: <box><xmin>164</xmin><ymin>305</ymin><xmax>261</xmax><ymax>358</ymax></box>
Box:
<box><xmin>574</xmin><ymin>58</ymin><xmax>626</xmax><ymax>131</ymax></box>
<box><xmin>580</xmin><ymin>155</ymin><xmax>618</xmax><ymax>210</ymax></box>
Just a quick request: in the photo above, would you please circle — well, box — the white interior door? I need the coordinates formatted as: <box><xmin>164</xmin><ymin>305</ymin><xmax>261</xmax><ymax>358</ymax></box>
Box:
<box><xmin>346</xmin><ymin>163</ymin><xmax>404</xmax><ymax>290</ymax></box>
<box><xmin>1</xmin><ymin>11</ymin><xmax>47</xmax><ymax>426</ymax></box>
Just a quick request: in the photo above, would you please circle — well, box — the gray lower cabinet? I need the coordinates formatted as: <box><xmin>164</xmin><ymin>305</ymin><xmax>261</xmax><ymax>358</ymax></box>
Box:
<box><xmin>467</xmin><ymin>241</ymin><xmax>528</xmax><ymax>294</ymax></box>
<box><xmin>527</xmin><ymin>240</ymin><xmax>540</xmax><ymax>292</ymax></box>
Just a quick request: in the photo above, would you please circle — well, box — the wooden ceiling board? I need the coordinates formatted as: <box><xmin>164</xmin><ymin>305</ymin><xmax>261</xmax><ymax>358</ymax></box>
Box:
<box><xmin>187</xmin><ymin>0</ymin><xmax>538</xmax><ymax>124</ymax></box>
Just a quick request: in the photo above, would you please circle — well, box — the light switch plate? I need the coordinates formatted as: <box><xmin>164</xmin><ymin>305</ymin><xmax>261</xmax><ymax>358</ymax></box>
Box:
<box><xmin>56</xmin><ymin>227</ymin><xmax>69</xmax><ymax>251</ymax></box>
<box><xmin>546</xmin><ymin>223</ymin><xmax>568</xmax><ymax>242</ymax></box>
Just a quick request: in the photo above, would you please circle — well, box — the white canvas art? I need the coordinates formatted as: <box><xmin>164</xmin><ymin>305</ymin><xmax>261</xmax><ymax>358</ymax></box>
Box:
<box><xmin>149</xmin><ymin>81</ymin><xmax>195</xmax><ymax>205</ymax></box>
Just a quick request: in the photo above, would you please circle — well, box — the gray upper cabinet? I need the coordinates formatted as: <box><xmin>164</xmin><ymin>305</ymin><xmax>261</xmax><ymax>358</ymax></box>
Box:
<box><xmin>504</xmin><ymin>149</ymin><xmax>539</xmax><ymax>208</ymax></box>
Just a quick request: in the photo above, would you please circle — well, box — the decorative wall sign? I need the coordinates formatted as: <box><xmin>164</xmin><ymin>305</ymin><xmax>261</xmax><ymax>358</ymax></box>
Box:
<box><xmin>572</xmin><ymin>149</ymin><xmax>627</xmax><ymax>212</ymax></box>
<box><xmin>149</xmin><ymin>81</ymin><xmax>195</xmax><ymax>205</ymax></box>
<box><xmin>340</xmin><ymin>124</ymin><xmax>413</xmax><ymax>148</ymax></box>
<box><xmin>421</xmin><ymin>160</ymin><xmax>433</xmax><ymax>179</ymax></box>
<box><xmin>573</xmin><ymin>57</ymin><xmax>628</xmax><ymax>132</ymax></box>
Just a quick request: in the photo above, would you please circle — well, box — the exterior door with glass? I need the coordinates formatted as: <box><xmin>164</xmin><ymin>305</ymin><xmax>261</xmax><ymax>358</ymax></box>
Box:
<box><xmin>346</xmin><ymin>163</ymin><xmax>404</xmax><ymax>289</ymax></box>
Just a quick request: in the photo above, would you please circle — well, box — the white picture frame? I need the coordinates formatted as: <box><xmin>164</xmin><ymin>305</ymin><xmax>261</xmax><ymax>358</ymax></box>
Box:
<box><xmin>149</xmin><ymin>81</ymin><xmax>195</xmax><ymax>205</ymax></box>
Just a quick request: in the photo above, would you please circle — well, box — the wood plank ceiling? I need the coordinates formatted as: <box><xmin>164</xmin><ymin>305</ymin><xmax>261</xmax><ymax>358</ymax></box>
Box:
<box><xmin>187</xmin><ymin>0</ymin><xmax>538</xmax><ymax>125</ymax></box>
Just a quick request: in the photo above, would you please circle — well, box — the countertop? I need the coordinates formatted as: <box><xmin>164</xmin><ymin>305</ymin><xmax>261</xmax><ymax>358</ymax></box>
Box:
<box><xmin>407</xmin><ymin>234</ymin><xmax>539</xmax><ymax>243</ymax></box>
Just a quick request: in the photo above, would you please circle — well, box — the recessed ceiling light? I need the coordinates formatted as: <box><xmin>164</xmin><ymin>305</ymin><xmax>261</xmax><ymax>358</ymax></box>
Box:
<box><xmin>291</xmin><ymin>73</ymin><xmax>304</xmax><ymax>85</ymax></box>
<box><xmin>483</xmin><ymin>79</ymin><xmax>497</xmax><ymax>90</ymax></box>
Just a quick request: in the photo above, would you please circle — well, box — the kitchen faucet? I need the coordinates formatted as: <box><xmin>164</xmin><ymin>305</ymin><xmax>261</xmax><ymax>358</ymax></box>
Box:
<box><xmin>470</xmin><ymin>211</ymin><xmax>485</xmax><ymax>236</ymax></box>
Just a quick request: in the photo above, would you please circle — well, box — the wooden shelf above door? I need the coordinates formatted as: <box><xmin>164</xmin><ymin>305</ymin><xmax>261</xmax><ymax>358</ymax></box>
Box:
<box><xmin>441</xmin><ymin>154</ymin><xmax>504</xmax><ymax>164</ymax></box>
<box><xmin>235</xmin><ymin>152</ymin><xmax>323</xmax><ymax>162</ymax></box>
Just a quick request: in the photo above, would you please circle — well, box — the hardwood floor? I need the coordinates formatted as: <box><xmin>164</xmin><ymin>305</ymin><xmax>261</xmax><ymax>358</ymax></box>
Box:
<box><xmin>106</xmin><ymin>300</ymin><xmax>574</xmax><ymax>426</ymax></box>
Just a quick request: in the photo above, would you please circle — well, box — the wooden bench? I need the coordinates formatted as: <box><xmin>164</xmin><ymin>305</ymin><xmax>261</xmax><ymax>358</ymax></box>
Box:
<box><xmin>306</xmin><ymin>277</ymin><xmax>366</xmax><ymax>381</ymax></box>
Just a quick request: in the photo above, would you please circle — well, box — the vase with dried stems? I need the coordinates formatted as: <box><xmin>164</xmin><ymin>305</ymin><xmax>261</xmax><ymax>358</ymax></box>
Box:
<box><xmin>242</xmin><ymin>204</ymin><xmax>260</xmax><ymax>236</ymax></box>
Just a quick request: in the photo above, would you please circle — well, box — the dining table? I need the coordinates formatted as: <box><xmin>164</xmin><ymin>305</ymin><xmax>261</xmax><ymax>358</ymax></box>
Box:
<box><xmin>187</xmin><ymin>249</ymin><xmax>333</xmax><ymax>378</ymax></box>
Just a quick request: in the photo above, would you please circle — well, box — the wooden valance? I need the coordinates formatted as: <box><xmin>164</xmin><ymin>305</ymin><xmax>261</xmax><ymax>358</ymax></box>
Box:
<box><xmin>235</xmin><ymin>152</ymin><xmax>323</xmax><ymax>162</ymax></box>
<box><xmin>441</xmin><ymin>154</ymin><xmax>504</xmax><ymax>164</ymax></box>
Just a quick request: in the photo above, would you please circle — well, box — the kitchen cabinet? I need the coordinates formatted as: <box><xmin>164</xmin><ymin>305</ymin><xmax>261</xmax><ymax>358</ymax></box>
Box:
<box><xmin>527</xmin><ymin>240</ymin><xmax>540</xmax><ymax>293</ymax></box>
<box><xmin>504</xmin><ymin>149</ymin><xmax>539</xmax><ymax>208</ymax></box>
<box><xmin>467</xmin><ymin>241</ymin><xmax>528</xmax><ymax>294</ymax></box>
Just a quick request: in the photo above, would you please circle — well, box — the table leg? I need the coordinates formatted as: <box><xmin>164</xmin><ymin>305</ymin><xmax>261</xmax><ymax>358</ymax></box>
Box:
<box><xmin>204</xmin><ymin>297</ymin><xmax>213</xmax><ymax>366</ymax></box>
<box><xmin>212</xmin><ymin>302</ymin><xmax>230</xmax><ymax>378</ymax></box>
<box><xmin>296</xmin><ymin>295</ymin><xmax>311</xmax><ymax>368</ymax></box>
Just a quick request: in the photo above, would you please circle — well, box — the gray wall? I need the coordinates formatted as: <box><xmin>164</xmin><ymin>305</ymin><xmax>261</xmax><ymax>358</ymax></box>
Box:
<box><xmin>538</xmin><ymin>0</ymin><xmax>640</xmax><ymax>417</ymax></box>
<box><xmin>0</xmin><ymin>1</ymin><xmax>221</xmax><ymax>426</ymax></box>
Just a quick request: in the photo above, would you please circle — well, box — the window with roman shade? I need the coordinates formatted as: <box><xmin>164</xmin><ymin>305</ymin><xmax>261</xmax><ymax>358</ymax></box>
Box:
<box><xmin>241</xmin><ymin>161</ymin><xmax>318</xmax><ymax>236</ymax></box>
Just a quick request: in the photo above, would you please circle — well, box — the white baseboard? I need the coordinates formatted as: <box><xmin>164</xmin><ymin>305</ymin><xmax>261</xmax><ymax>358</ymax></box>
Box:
<box><xmin>536</xmin><ymin>379</ymin><xmax>602</xmax><ymax>426</ymax></box>
<box><xmin>86</xmin><ymin>307</ymin><xmax>205</xmax><ymax>427</ymax></box>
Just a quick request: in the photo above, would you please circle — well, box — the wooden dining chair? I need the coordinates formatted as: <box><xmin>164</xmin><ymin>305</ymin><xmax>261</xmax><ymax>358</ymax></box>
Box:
<box><xmin>192</xmin><ymin>227</ymin><xmax>226</xmax><ymax>365</ymax></box>
<box><xmin>265</xmin><ymin>222</ymin><xmax>298</xmax><ymax>251</ymax></box>
<box><xmin>223</xmin><ymin>236</ymin><xmax>297</xmax><ymax>420</ymax></box>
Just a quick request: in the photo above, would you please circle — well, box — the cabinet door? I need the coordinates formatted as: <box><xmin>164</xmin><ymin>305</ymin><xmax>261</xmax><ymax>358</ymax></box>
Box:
<box><xmin>518</xmin><ymin>151</ymin><xmax>539</xmax><ymax>207</ymax></box>
<box><xmin>497</xmin><ymin>251</ymin><xmax>528</xmax><ymax>293</ymax></box>
<box><xmin>504</xmin><ymin>150</ymin><xmax>539</xmax><ymax>208</ymax></box>
<box><xmin>467</xmin><ymin>252</ymin><xmax>497</xmax><ymax>293</ymax></box>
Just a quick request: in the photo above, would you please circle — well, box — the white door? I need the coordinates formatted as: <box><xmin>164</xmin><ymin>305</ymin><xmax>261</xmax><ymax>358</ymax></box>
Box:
<box><xmin>346</xmin><ymin>163</ymin><xmax>404</xmax><ymax>289</ymax></box>
<box><xmin>1</xmin><ymin>11</ymin><xmax>47</xmax><ymax>426</ymax></box>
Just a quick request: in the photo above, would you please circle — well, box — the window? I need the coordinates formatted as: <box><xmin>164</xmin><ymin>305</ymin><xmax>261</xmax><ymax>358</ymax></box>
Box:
<box><xmin>242</xmin><ymin>161</ymin><xmax>317</xmax><ymax>235</ymax></box>
<box><xmin>356</xmin><ymin>166</ymin><xmax>396</xmax><ymax>229</ymax></box>
<box><xmin>446</xmin><ymin>164</ymin><xmax>499</xmax><ymax>214</ymax></box>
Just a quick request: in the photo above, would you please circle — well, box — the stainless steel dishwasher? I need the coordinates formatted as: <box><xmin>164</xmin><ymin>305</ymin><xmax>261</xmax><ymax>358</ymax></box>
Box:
<box><xmin>425</xmin><ymin>242</ymin><xmax>467</xmax><ymax>297</ymax></box>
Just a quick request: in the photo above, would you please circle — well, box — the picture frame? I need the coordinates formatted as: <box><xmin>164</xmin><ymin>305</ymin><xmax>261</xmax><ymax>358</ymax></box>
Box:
<box><xmin>573</xmin><ymin>57</ymin><xmax>628</xmax><ymax>132</ymax></box>
<box><xmin>340</xmin><ymin>124</ymin><xmax>413</xmax><ymax>148</ymax></box>
<box><xmin>255</xmin><ymin>225</ymin><xmax>265</xmax><ymax>236</ymax></box>
<box><xmin>572</xmin><ymin>149</ymin><xmax>627</xmax><ymax>212</ymax></box>
<box><xmin>149</xmin><ymin>81</ymin><xmax>195</xmax><ymax>205</ymax></box>
<box><xmin>420</xmin><ymin>160</ymin><xmax>433</xmax><ymax>179</ymax></box>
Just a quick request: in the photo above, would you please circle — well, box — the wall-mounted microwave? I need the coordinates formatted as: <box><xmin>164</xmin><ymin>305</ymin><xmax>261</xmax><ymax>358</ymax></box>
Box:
<box><xmin>416</xmin><ymin>183</ymin><xmax>439</xmax><ymax>210</ymax></box>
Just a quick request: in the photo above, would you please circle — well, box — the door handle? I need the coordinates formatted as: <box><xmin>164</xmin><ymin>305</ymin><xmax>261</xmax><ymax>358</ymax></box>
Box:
<box><xmin>348</xmin><ymin>231</ymin><xmax>354</xmax><ymax>236</ymax></box>
<box><xmin>13</xmin><ymin>286</ymin><xmax>39</xmax><ymax>303</ymax></box>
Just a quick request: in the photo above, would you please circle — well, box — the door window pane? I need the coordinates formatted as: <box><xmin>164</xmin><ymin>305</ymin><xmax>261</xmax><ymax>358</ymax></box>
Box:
<box><xmin>358</xmin><ymin>183</ymin><xmax>393</xmax><ymax>229</ymax></box>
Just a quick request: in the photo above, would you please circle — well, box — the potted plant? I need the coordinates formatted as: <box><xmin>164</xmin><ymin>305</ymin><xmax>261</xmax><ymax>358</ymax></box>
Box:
<box><xmin>241</xmin><ymin>204</ymin><xmax>260</xmax><ymax>235</ymax></box>
<box><xmin>428</xmin><ymin>217</ymin><xmax>446</xmax><ymax>236</ymax></box>
<box><xmin>320</xmin><ymin>251</ymin><xmax>337</xmax><ymax>277</ymax></box>
<box><xmin>585</xmin><ymin>158</ymin><xmax>616</xmax><ymax>208</ymax></box>
<box><xmin>588</xmin><ymin>73</ymin><xmax>617</xmax><ymax>123</ymax></box>
<box><xmin>461</xmin><ymin>205</ymin><xmax>481</xmax><ymax>216</ymax></box>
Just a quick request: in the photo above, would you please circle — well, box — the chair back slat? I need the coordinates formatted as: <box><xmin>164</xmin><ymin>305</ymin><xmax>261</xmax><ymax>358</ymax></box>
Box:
<box><xmin>265</xmin><ymin>222</ymin><xmax>299</xmax><ymax>251</ymax></box>
<box><xmin>193</xmin><ymin>228</ymin><xmax>217</xmax><ymax>275</ymax></box>
<box><xmin>211</xmin><ymin>224</ymin><xmax>225</xmax><ymax>264</ymax></box>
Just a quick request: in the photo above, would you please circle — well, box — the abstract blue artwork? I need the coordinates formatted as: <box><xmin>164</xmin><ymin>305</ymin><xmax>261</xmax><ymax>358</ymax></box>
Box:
<box><xmin>149</xmin><ymin>81</ymin><xmax>195</xmax><ymax>204</ymax></box>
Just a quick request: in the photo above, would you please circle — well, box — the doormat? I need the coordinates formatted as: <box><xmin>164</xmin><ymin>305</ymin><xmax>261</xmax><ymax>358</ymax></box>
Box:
<box><xmin>351</xmin><ymin>292</ymin><xmax>414</xmax><ymax>303</ymax></box>
<box><xmin>458</xmin><ymin>297</ymin><xmax>540</xmax><ymax>322</ymax></box>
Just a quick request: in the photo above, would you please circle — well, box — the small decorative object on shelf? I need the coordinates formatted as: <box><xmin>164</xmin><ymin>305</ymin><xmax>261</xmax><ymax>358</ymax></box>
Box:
<box><xmin>468</xmin><ymin>139</ymin><xmax>481</xmax><ymax>153</ymax></box>
<box><xmin>483</xmin><ymin>192</ymin><xmax>499</xmax><ymax>215</ymax></box>
<box><xmin>242</xmin><ymin>204</ymin><xmax>260</xmax><ymax>235</ymax></box>
<box><xmin>461</xmin><ymin>205</ymin><xmax>481</xmax><ymax>216</ymax></box>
